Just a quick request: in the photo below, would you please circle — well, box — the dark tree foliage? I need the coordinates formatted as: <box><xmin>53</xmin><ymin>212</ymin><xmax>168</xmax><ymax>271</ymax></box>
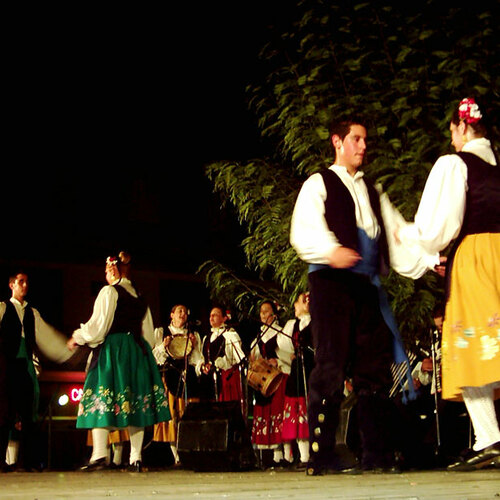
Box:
<box><xmin>199</xmin><ymin>0</ymin><xmax>500</xmax><ymax>346</ymax></box>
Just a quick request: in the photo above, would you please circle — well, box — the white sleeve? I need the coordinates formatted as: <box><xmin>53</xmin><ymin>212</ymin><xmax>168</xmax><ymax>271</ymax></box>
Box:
<box><xmin>250</xmin><ymin>337</ymin><xmax>262</xmax><ymax>361</ymax></box>
<box><xmin>141</xmin><ymin>307</ymin><xmax>156</xmax><ymax>349</ymax></box>
<box><xmin>379</xmin><ymin>191</ymin><xmax>440</xmax><ymax>279</ymax></box>
<box><xmin>33</xmin><ymin>309</ymin><xmax>73</xmax><ymax>363</ymax></box>
<box><xmin>399</xmin><ymin>155</ymin><xmax>467</xmax><ymax>255</ymax></box>
<box><xmin>216</xmin><ymin>330</ymin><xmax>245</xmax><ymax>369</ymax></box>
<box><xmin>152</xmin><ymin>327</ymin><xmax>167</xmax><ymax>365</ymax></box>
<box><xmin>279</xmin><ymin>319</ymin><xmax>295</xmax><ymax>355</ymax></box>
<box><xmin>290</xmin><ymin>173</ymin><xmax>341</xmax><ymax>264</ymax></box>
<box><xmin>72</xmin><ymin>286</ymin><xmax>118</xmax><ymax>348</ymax></box>
<box><xmin>188</xmin><ymin>332</ymin><xmax>203</xmax><ymax>368</ymax></box>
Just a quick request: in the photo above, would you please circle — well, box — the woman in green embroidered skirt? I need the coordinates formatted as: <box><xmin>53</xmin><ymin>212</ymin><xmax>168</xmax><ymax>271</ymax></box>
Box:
<box><xmin>67</xmin><ymin>252</ymin><xmax>170</xmax><ymax>471</ymax></box>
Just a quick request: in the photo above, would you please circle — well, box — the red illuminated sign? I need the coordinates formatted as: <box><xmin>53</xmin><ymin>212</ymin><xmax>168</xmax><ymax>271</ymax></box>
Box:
<box><xmin>70</xmin><ymin>387</ymin><xmax>84</xmax><ymax>402</ymax></box>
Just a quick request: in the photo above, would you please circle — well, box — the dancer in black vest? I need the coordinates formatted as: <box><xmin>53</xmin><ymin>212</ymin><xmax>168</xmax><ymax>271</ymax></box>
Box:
<box><xmin>0</xmin><ymin>272</ymin><xmax>72</xmax><ymax>472</ymax></box>
<box><xmin>290</xmin><ymin>118</ymin><xmax>433</xmax><ymax>475</ymax></box>
<box><xmin>397</xmin><ymin>98</ymin><xmax>500</xmax><ymax>471</ymax></box>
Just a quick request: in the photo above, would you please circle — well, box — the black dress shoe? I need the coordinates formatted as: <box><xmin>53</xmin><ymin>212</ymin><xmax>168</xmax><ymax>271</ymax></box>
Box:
<box><xmin>447</xmin><ymin>442</ymin><xmax>500</xmax><ymax>471</ymax></box>
<box><xmin>305</xmin><ymin>460</ymin><xmax>360</xmax><ymax>476</ymax></box>
<box><xmin>0</xmin><ymin>462</ymin><xmax>15</xmax><ymax>473</ymax></box>
<box><xmin>79</xmin><ymin>457</ymin><xmax>108</xmax><ymax>472</ymax></box>
<box><xmin>267</xmin><ymin>459</ymin><xmax>290</xmax><ymax>470</ymax></box>
<box><xmin>294</xmin><ymin>461</ymin><xmax>308</xmax><ymax>471</ymax></box>
<box><xmin>23</xmin><ymin>464</ymin><xmax>44</xmax><ymax>473</ymax></box>
<box><xmin>128</xmin><ymin>460</ymin><xmax>142</xmax><ymax>472</ymax></box>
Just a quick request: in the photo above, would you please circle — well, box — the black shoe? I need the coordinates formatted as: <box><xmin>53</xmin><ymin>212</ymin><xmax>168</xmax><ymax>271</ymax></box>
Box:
<box><xmin>365</xmin><ymin>464</ymin><xmax>402</xmax><ymax>474</ymax></box>
<box><xmin>23</xmin><ymin>463</ymin><xmax>44</xmax><ymax>473</ymax></box>
<box><xmin>79</xmin><ymin>457</ymin><xmax>108</xmax><ymax>472</ymax></box>
<box><xmin>447</xmin><ymin>442</ymin><xmax>500</xmax><ymax>471</ymax></box>
<box><xmin>0</xmin><ymin>462</ymin><xmax>14</xmax><ymax>473</ymax></box>
<box><xmin>294</xmin><ymin>461</ymin><xmax>308</xmax><ymax>471</ymax></box>
<box><xmin>267</xmin><ymin>459</ymin><xmax>290</xmax><ymax>470</ymax></box>
<box><xmin>128</xmin><ymin>460</ymin><xmax>142</xmax><ymax>472</ymax></box>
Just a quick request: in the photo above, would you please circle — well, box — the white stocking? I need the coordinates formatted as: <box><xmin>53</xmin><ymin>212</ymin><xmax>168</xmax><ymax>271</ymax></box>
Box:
<box><xmin>6</xmin><ymin>440</ymin><xmax>19</xmax><ymax>466</ymax></box>
<box><xmin>283</xmin><ymin>442</ymin><xmax>293</xmax><ymax>463</ymax></box>
<box><xmin>128</xmin><ymin>426</ymin><xmax>144</xmax><ymax>464</ymax></box>
<box><xmin>273</xmin><ymin>448</ymin><xmax>283</xmax><ymax>463</ymax></box>
<box><xmin>297</xmin><ymin>439</ymin><xmax>310</xmax><ymax>463</ymax></box>
<box><xmin>90</xmin><ymin>428</ymin><xmax>109</xmax><ymax>462</ymax></box>
<box><xmin>112</xmin><ymin>442</ymin><xmax>124</xmax><ymax>466</ymax></box>
<box><xmin>170</xmin><ymin>444</ymin><xmax>180</xmax><ymax>464</ymax></box>
<box><xmin>462</xmin><ymin>383</ymin><xmax>500</xmax><ymax>451</ymax></box>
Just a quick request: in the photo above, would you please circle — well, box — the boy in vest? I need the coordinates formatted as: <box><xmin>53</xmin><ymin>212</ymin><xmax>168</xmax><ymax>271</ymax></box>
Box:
<box><xmin>290</xmin><ymin>118</ymin><xmax>437</xmax><ymax>475</ymax></box>
<box><xmin>0</xmin><ymin>272</ymin><xmax>72</xmax><ymax>472</ymax></box>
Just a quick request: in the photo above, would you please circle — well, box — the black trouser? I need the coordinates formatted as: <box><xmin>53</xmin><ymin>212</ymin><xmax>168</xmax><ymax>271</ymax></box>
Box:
<box><xmin>307</xmin><ymin>268</ymin><xmax>395</xmax><ymax>468</ymax></box>
<box><xmin>0</xmin><ymin>359</ymin><xmax>38</xmax><ymax>468</ymax></box>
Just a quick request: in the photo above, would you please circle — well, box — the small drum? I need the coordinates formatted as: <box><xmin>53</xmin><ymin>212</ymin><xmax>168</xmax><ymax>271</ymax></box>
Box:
<box><xmin>247</xmin><ymin>358</ymin><xmax>284</xmax><ymax>398</ymax></box>
<box><xmin>166</xmin><ymin>335</ymin><xmax>193</xmax><ymax>359</ymax></box>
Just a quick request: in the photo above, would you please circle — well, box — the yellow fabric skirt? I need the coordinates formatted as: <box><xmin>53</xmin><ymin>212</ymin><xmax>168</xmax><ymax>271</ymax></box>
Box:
<box><xmin>86</xmin><ymin>429</ymin><xmax>130</xmax><ymax>446</ymax></box>
<box><xmin>152</xmin><ymin>390</ymin><xmax>186</xmax><ymax>443</ymax></box>
<box><xmin>442</xmin><ymin>233</ymin><xmax>500</xmax><ymax>401</ymax></box>
<box><xmin>152</xmin><ymin>378</ymin><xmax>200</xmax><ymax>443</ymax></box>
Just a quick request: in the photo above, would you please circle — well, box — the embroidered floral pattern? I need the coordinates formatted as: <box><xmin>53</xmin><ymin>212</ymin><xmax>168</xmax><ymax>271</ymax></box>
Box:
<box><xmin>480</xmin><ymin>335</ymin><xmax>499</xmax><ymax>361</ymax></box>
<box><xmin>78</xmin><ymin>384</ymin><xmax>168</xmax><ymax>421</ymax></box>
<box><xmin>252</xmin><ymin>414</ymin><xmax>283</xmax><ymax>440</ymax></box>
<box><xmin>449</xmin><ymin>314</ymin><xmax>500</xmax><ymax>360</ymax></box>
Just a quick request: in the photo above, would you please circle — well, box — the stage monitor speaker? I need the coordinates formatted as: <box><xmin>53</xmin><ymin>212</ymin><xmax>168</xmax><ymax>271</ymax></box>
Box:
<box><xmin>177</xmin><ymin>401</ymin><xmax>256</xmax><ymax>471</ymax></box>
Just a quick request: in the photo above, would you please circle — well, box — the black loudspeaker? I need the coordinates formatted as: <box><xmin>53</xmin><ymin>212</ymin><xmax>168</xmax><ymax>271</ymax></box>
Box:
<box><xmin>177</xmin><ymin>401</ymin><xmax>256</xmax><ymax>471</ymax></box>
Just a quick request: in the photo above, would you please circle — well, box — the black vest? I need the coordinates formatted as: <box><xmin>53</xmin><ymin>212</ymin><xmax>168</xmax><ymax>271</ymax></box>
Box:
<box><xmin>320</xmin><ymin>168</ymin><xmax>390</xmax><ymax>275</ymax></box>
<box><xmin>203</xmin><ymin>331</ymin><xmax>226</xmax><ymax>363</ymax></box>
<box><xmin>0</xmin><ymin>300</ymin><xmax>36</xmax><ymax>361</ymax></box>
<box><xmin>108</xmin><ymin>285</ymin><xmax>147</xmax><ymax>342</ymax></box>
<box><xmin>445</xmin><ymin>152</ymin><xmax>500</xmax><ymax>295</ymax></box>
<box><xmin>88</xmin><ymin>285</ymin><xmax>148</xmax><ymax>371</ymax></box>
<box><xmin>455</xmin><ymin>152</ymin><xmax>500</xmax><ymax>237</ymax></box>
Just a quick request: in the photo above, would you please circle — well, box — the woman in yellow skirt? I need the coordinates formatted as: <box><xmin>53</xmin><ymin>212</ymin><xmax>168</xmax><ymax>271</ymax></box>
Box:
<box><xmin>398</xmin><ymin>97</ymin><xmax>500</xmax><ymax>471</ymax></box>
<box><xmin>152</xmin><ymin>305</ymin><xmax>202</xmax><ymax>466</ymax></box>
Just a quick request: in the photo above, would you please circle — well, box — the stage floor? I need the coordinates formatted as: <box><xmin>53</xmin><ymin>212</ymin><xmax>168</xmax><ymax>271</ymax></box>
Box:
<box><xmin>1</xmin><ymin>467</ymin><xmax>499</xmax><ymax>500</ymax></box>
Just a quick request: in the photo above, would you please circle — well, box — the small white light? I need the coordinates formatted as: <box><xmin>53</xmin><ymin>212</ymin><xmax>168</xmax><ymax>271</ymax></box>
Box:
<box><xmin>58</xmin><ymin>394</ymin><xmax>69</xmax><ymax>406</ymax></box>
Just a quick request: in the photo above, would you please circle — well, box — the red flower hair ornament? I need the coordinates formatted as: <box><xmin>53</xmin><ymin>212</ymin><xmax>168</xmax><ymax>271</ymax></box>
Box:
<box><xmin>458</xmin><ymin>97</ymin><xmax>482</xmax><ymax>124</ymax></box>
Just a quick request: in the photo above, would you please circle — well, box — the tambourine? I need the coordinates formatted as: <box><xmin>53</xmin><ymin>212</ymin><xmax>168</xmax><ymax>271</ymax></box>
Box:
<box><xmin>166</xmin><ymin>335</ymin><xmax>193</xmax><ymax>359</ymax></box>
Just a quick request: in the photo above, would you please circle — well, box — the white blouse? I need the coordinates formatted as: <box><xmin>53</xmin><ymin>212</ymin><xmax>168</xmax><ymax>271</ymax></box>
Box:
<box><xmin>279</xmin><ymin>313</ymin><xmax>311</xmax><ymax>360</ymax></box>
<box><xmin>72</xmin><ymin>278</ymin><xmax>155</xmax><ymax>349</ymax></box>
<box><xmin>398</xmin><ymin>138</ymin><xmax>497</xmax><ymax>277</ymax></box>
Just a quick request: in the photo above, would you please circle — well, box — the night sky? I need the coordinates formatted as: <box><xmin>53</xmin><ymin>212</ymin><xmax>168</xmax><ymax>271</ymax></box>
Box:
<box><xmin>5</xmin><ymin>3</ymin><xmax>287</xmax><ymax>275</ymax></box>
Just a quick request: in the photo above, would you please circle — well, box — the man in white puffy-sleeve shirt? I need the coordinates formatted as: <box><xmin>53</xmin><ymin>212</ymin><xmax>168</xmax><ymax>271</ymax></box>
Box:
<box><xmin>290</xmin><ymin>118</ymin><xmax>437</xmax><ymax>475</ymax></box>
<box><xmin>0</xmin><ymin>272</ymin><xmax>73</xmax><ymax>472</ymax></box>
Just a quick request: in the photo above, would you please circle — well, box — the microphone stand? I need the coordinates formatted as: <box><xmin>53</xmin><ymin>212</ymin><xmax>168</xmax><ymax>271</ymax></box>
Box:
<box><xmin>430</xmin><ymin>327</ymin><xmax>442</xmax><ymax>454</ymax></box>
<box><xmin>228</xmin><ymin>337</ymin><xmax>248</xmax><ymax>420</ymax></box>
